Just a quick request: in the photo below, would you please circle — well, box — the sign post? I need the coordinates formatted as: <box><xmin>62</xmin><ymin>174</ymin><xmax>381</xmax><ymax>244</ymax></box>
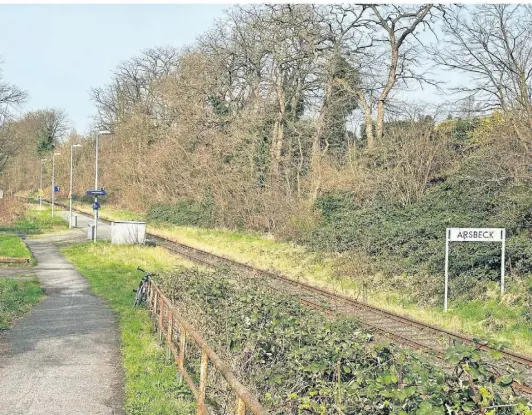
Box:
<box><xmin>86</xmin><ymin>189</ymin><xmax>107</xmax><ymax>242</ymax></box>
<box><xmin>444</xmin><ymin>228</ymin><xmax>506</xmax><ymax>312</ymax></box>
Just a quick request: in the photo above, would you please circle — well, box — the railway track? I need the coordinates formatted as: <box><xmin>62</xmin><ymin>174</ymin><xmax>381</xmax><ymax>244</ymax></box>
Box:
<box><xmin>45</xmin><ymin>200</ymin><xmax>532</xmax><ymax>395</ymax></box>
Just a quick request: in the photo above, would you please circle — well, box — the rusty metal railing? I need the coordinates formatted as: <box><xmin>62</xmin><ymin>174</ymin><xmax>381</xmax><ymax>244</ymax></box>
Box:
<box><xmin>147</xmin><ymin>281</ymin><xmax>266</xmax><ymax>415</ymax></box>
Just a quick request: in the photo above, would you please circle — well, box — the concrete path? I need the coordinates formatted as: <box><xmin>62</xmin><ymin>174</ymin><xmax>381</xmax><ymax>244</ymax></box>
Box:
<box><xmin>0</xmin><ymin>212</ymin><xmax>123</xmax><ymax>414</ymax></box>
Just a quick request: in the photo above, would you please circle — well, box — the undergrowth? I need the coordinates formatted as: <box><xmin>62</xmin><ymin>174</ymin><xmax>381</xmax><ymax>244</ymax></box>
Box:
<box><xmin>157</xmin><ymin>267</ymin><xmax>531</xmax><ymax>414</ymax></box>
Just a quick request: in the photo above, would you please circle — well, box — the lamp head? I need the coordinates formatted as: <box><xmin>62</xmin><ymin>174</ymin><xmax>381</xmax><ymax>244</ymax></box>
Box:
<box><xmin>98</xmin><ymin>130</ymin><xmax>112</xmax><ymax>136</ymax></box>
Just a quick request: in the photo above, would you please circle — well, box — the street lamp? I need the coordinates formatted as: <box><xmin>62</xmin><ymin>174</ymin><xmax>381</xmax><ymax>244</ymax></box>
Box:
<box><xmin>51</xmin><ymin>152</ymin><xmax>61</xmax><ymax>217</ymax></box>
<box><xmin>69</xmin><ymin>144</ymin><xmax>82</xmax><ymax>228</ymax></box>
<box><xmin>39</xmin><ymin>158</ymin><xmax>47</xmax><ymax>210</ymax></box>
<box><xmin>93</xmin><ymin>130</ymin><xmax>112</xmax><ymax>241</ymax></box>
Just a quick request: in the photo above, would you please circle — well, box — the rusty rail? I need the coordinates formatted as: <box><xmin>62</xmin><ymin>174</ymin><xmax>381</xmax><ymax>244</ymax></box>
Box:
<box><xmin>148</xmin><ymin>281</ymin><xmax>266</xmax><ymax>415</ymax></box>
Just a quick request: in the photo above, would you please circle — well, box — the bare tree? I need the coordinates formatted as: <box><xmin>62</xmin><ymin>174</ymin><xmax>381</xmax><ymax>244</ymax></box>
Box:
<box><xmin>0</xmin><ymin>64</ymin><xmax>27</xmax><ymax>174</ymax></box>
<box><xmin>0</xmin><ymin>66</ymin><xmax>26</xmax><ymax>118</ymax></box>
<box><xmin>435</xmin><ymin>4</ymin><xmax>532</xmax><ymax>141</ymax></box>
<box><xmin>91</xmin><ymin>46</ymin><xmax>180</xmax><ymax>129</ymax></box>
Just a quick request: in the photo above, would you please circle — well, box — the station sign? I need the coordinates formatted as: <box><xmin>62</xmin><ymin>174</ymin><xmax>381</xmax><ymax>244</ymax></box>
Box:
<box><xmin>444</xmin><ymin>227</ymin><xmax>506</xmax><ymax>312</ymax></box>
<box><xmin>449</xmin><ymin>228</ymin><xmax>504</xmax><ymax>242</ymax></box>
<box><xmin>86</xmin><ymin>189</ymin><xmax>107</xmax><ymax>196</ymax></box>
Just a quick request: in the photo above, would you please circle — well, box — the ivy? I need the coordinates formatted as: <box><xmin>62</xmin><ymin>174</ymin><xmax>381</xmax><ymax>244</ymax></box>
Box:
<box><xmin>157</xmin><ymin>268</ymin><xmax>530</xmax><ymax>414</ymax></box>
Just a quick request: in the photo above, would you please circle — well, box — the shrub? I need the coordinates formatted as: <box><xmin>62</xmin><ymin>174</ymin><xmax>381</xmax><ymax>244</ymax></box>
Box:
<box><xmin>147</xmin><ymin>200</ymin><xmax>214</xmax><ymax>228</ymax></box>
<box><xmin>157</xmin><ymin>267</ymin><xmax>528</xmax><ymax>414</ymax></box>
<box><xmin>299</xmin><ymin>171</ymin><xmax>532</xmax><ymax>303</ymax></box>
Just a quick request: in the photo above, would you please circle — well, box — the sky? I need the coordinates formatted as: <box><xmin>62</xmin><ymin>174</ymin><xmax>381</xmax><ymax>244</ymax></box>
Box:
<box><xmin>0</xmin><ymin>4</ymin><xmax>228</xmax><ymax>133</ymax></box>
<box><xmin>0</xmin><ymin>4</ymin><xmax>468</xmax><ymax>134</ymax></box>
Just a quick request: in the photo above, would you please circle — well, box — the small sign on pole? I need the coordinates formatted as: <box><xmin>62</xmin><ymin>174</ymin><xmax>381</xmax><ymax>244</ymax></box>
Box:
<box><xmin>53</xmin><ymin>186</ymin><xmax>60</xmax><ymax>192</ymax></box>
<box><xmin>86</xmin><ymin>189</ymin><xmax>107</xmax><ymax>196</ymax></box>
<box><xmin>444</xmin><ymin>228</ymin><xmax>506</xmax><ymax>312</ymax></box>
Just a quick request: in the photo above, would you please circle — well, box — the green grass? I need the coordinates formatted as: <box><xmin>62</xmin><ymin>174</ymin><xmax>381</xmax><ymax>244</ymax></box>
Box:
<box><xmin>0</xmin><ymin>279</ymin><xmax>43</xmax><ymax>329</ymax></box>
<box><xmin>70</xmin><ymin>201</ymin><xmax>145</xmax><ymax>222</ymax></box>
<box><xmin>0</xmin><ymin>207</ymin><xmax>67</xmax><ymax>234</ymax></box>
<box><xmin>64</xmin><ymin>204</ymin><xmax>532</xmax><ymax>356</ymax></box>
<box><xmin>0</xmin><ymin>234</ymin><xmax>32</xmax><ymax>260</ymax></box>
<box><xmin>146</xmin><ymin>224</ymin><xmax>532</xmax><ymax>356</ymax></box>
<box><xmin>61</xmin><ymin>242</ymin><xmax>196</xmax><ymax>415</ymax></box>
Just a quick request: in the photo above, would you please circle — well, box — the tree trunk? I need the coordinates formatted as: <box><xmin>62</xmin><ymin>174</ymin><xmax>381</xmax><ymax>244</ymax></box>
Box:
<box><xmin>375</xmin><ymin>100</ymin><xmax>385</xmax><ymax>142</ymax></box>
<box><xmin>269</xmin><ymin>65</ymin><xmax>286</xmax><ymax>189</ymax></box>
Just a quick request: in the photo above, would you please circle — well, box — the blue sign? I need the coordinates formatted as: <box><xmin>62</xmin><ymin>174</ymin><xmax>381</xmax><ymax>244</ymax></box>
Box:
<box><xmin>92</xmin><ymin>201</ymin><xmax>100</xmax><ymax>210</ymax></box>
<box><xmin>53</xmin><ymin>186</ymin><xmax>60</xmax><ymax>192</ymax></box>
<box><xmin>86</xmin><ymin>189</ymin><xmax>107</xmax><ymax>196</ymax></box>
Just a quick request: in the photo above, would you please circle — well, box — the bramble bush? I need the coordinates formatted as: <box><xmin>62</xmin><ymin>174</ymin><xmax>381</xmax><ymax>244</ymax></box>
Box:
<box><xmin>147</xmin><ymin>199</ymin><xmax>214</xmax><ymax>228</ymax></box>
<box><xmin>157</xmin><ymin>267</ymin><xmax>530</xmax><ymax>414</ymax></box>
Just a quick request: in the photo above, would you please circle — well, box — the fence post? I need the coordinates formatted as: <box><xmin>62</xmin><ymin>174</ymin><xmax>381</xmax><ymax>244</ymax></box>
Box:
<box><xmin>198</xmin><ymin>348</ymin><xmax>209</xmax><ymax>415</ymax></box>
<box><xmin>178</xmin><ymin>325</ymin><xmax>186</xmax><ymax>369</ymax></box>
<box><xmin>158</xmin><ymin>296</ymin><xmax>164</xmax><ymax>341</ymax></box>
<box><xmin>236</xmin><ymin>396</ymin><xmax>246</xmax><ymax>415</ymax></box>
<box><xmin>167</xmin><ymin>311</ymin><xmax>173</xmax><ymax>359</ymax></box>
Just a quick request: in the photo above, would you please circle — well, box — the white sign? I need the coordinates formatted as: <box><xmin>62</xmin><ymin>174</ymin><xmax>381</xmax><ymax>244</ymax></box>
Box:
<box><xmin>444</xmin><ymin>228</ymin><xmax>506</xmax><ymax>312</ymax></box>
<box><xmin>449</xmin><ymin>228</ymin><xmax>504</xmax><ymax>242</ymax></box>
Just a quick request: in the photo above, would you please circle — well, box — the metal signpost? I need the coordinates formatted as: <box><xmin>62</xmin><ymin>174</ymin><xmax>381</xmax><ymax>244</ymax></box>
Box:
<box><xmin>39</xmin><ymin>159</ymin><xmax>47</xmax><ymax>210</ymax></box>
<box><xmin>444</xmin><ymin>228</ymin><xmax>506</xmax><ymax>312</ymax></box>
<box><xmin>69</xmin><ymin>144</ymin><xmax>82</xmax><ymax>228</ymax></box>
<box><xmin>86</xmin><ymin>189</ymin><xmax>107</xmax><ymax>242</ymax></box>
<box><xmin>51</xmin><ymin>152</ymin><xmax>61</xmax><ymax>217</ymax></box>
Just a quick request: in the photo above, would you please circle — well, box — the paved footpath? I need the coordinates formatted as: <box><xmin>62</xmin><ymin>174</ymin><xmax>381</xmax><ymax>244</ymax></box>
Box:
<box><xmin>0</xmin><ymin>212</ymin><xmax>123</xmax><ymax>415</ymax></box>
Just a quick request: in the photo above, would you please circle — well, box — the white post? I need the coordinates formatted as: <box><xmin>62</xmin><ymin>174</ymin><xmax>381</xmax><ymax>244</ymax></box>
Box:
<box><xmin>94</xmin><ymin>134</ymin><xmax>99</xmax><ymax>242</ymax></box>
<box><xmin>69</xmin><ymin>144</ymin><xmax>81</xmax><ymax>228</ymax></box>
<box><xmin>444</xmin><ymin>228</ymin><xmax>450</xmax><ymax>312</ymax></box>
<box><xmin>501</xmin><ymin>229</ymin><xmax>506</xmax><ymax>295</ymax></box>
<box><xmin>69</xmin><ymin>145</ymin><xmax>73</xmax><ymax>228</ymax></box>
<box><xmin>51</xmin><ymin>154</ymin><xmax>55</xmax><ymax>217</ymax></box>
<box><xmin>39</xmin><ymin>160</ymin><xmax>44</xmax><ymax>210</ymax></box>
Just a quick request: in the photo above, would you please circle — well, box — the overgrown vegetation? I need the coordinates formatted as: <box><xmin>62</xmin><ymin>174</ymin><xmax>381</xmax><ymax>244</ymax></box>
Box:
<box><xmin>0</xmin><ymin>279</ymin><xmax>42</xmax><ymax>329</ymax></box>
<box><xmin>157</xmin><ymin>267</ymin><xmax>531</xmax><ymax>414</ymax></box>
<box><xmin>61</xmin><ymin>242</ymin><xmax>196</xmax><ymax>415</ymax></box>
<box><xmin>0</xmin><ymin>207</ymin><xmax>67</xmax><ymax>234</ymax></box>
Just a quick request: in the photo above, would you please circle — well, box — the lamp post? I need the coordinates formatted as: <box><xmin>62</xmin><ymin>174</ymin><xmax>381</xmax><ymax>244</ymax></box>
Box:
<box><xmin>69</xmin><ymin>144</ymin><xmax>82</xmax><ymax>228</ymax></box>
<box><xmin>93</xmin><ymin>130</ymin><xmax>111</xmax><ymax>241</ymax></box>
<box><xmin>39</xmin><ymin>158</ymin><xmax>47</xmax><ymax>210</ymax></box>
<box><xmin>51</xmin><ymin>152</ymin><xmax>61</xmax><ymax>217</ymax></box>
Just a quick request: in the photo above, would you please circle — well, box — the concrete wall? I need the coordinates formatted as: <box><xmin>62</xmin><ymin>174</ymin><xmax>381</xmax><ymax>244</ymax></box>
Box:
<box><xmin>110</xmin><ymin>221</ymin><xmax>146</xmax><ymax>245</ymax></box>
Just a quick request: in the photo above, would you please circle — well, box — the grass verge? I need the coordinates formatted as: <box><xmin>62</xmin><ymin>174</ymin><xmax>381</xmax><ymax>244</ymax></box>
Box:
<box><xmin>0</xmin><ymin>279</ymin><xmax>43</xmax><ymax>329</ymax></box>
<box><xmin>70</xmin><ymin>201</ymin><xmax>145</xmax><ymax>222</ymax></box>
<box><xmin>61</xmin><ymin>242</ymin><xmax>196</xmax><ymax>415</ymax></box>
<box><xmin>60</xmin><ymin>201</ymin><xmax>532</xmax><ymax>356</ymax></box>
<box><xmin>147</xmin><ymin>224</ymin><xmax>532</xmax><ymax>356</ymax></box>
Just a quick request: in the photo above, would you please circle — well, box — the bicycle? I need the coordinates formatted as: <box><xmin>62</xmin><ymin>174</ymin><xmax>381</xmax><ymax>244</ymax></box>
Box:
<box><xmin>133</xmin><ymin>266</ymin><xmax>158</xmax><ymax>307</ymax></box>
